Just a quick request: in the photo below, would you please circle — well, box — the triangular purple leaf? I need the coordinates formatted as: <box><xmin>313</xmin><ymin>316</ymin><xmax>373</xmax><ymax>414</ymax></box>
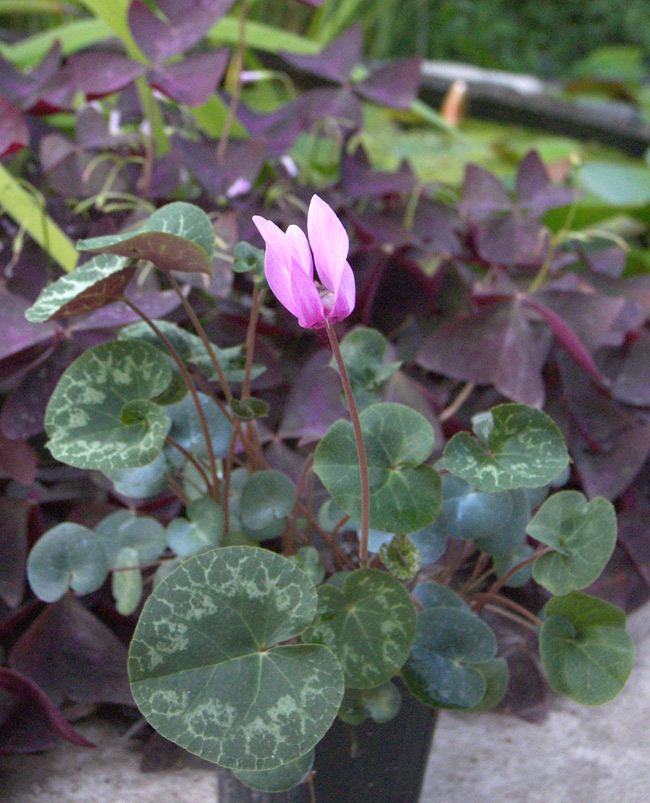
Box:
<box><xmin>0</xmin><ymin>92</ymin><xmax>28</xmax><ymax>156</ymax></box>
<box><xmin>68</xmin><ymin>52</ymin><xmax>146</xmax><ymax>100</ymax></box>
<box><xmin>129</xmin><ymin>0</ymin><xmax>235</xmax><ymax>63</ymax></box>
<box><xmin>340</xmin><ymin>145</ymin><xmax>417</xmax><ymax>199</ymax></box>
<box><xmin>416</xmin><ymin>299</ymin><xmax>550</xmax><ymax>406</ymax></box>
<box><xmin>10</xmin><ymin>596</ymin><xmax>133</xmax><ymax>708</ymax></box>
<box><xmin>0</xmin><ymin>667</ymin><xmax>94</xmax><ymax>753</ymax></box>
<box><xmin>515</xmin><ymin>150</ymin><xmax>575</xmax><ymax>217</ymax></box>
<box><xmin>148</xmin><ymin>49</ymin><xmax>229</xmax><ymax>106</ymax></box>
<box><xmin>461</xmin><ymin>164</ymin><xmax>511</xmax><ymax>218</ymax></box>
<box><xmin>281</xmin><ymin>24</ymin><xmax>363</xmax><ymax>84</ymax></box>
<box><xmin>354</xmin><ymin>56</ymin><xmax>422</xmax><ymax>110</ymax></box>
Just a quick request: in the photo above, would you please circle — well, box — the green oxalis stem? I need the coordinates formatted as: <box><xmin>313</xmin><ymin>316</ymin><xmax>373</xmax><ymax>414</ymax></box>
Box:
<box><xmin>325</xmin><ymin>321</ymin><xmax>371</xmax><ymax>568</ymax></box>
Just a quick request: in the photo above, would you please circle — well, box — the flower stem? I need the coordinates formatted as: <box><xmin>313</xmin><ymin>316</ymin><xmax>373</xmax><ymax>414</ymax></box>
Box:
<box><xmin>325</xmin><ymin>321</ymin><xmax>371</xmax><ymax>568</ymax></box>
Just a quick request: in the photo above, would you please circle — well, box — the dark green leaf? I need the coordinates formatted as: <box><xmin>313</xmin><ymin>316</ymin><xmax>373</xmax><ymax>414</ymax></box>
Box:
<box><xmin>402</xmin><ymin>607</ymin><xmax>497</xmax><ymax>709</ymax></box>
<box><xmin>129</xmin><ymin>546</ymin><xmax>344</xmax><ymax>770</ymax></box>
<box><xmin>240</xmin><ymin>470</ymin><xmax>296</xmax><ymax>540</ymax></box>
<box><xmin>314</xmin><ymin>402</ymin><xmax>442</xmax><ymax>533</ymax></box>
<box><xmin>24</xmin><ymin>254</ymin><xmax>135</xmax><ymax>322</ymax></box>
<box><xmin>77</xmin><ymin>202</ymin><xmax>215</xmax><ymax>274</ymax></box>
<box><xmin>44</xmin><ymin>340</ymin><xmax>173</xmax><ymax>471</ymax></box>
<box><xmin>27</xmin><ymin>523</ymin><xmax>108</xmax><ymax>602</ymax></box>
<box><xmin>232</xmin><ymin>749</ymin><xmax>314</xmax><ymax>793</ymax></box>
<box><xmin>301</xmin><ymin>569</ymin><xmax>416</xmax><ymax>689</ymax></box>
<box><xmin>443</xmin><ymin>404</ymin><xmax>569</xmax><ymax>493</ymax></box>
<box><xmin>539</xmin><ymin>593</ymin><xmax>635</xmax><ymax>705</ymax></box>
<box><xmin>530</xmin><ymin>492</ymin><xmax>617</xmax><ymax>595</ymax></box>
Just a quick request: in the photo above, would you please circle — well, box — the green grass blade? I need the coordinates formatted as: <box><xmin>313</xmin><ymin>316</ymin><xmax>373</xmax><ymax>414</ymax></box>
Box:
<box><xmin>0</xmin><ymin>163</ymin><xmax>78</xmax><ymax>272</ymax></box>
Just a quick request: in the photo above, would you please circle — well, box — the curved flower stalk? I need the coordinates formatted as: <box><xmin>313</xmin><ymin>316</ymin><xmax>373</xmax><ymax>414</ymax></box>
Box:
<box><xmin>252</xmin><ymin>194</ymin><xmax>355</xmax><ymax>329</ymax></box>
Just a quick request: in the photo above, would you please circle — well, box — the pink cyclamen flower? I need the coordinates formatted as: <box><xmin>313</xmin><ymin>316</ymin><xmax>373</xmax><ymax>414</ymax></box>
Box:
<box><xmin>252</xmin><ymin>194</ymin><xmax>355</xmax><ymax>329</ymax></box>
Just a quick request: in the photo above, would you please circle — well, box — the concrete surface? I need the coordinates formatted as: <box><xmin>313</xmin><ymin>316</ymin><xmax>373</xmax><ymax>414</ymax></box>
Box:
<box><xmin>2</xmin><ymin>603</ymin><xmax>649</xmax><ymax>803</ymax></box>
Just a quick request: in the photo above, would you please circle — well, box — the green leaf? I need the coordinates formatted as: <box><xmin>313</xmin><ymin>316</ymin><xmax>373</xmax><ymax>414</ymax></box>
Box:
<box><xmin>443</xmin><ymin>404</ymin><xmax>569</xmax><ymax>493</ymax></box>
<box><xmin>44</xmin><ymin>340</ymin><xmax>173</xmax><ymax>471</ymax></box>
<box><xmin>230</xmin><ymin>397</ymin><xmax>270</xmax><ymax>421</ymax></box>
<box><xmin>103</xmin><ymin>454</ymin><xmax>170</xmax><ymax>499</ymax></box>
<box><xmin>112</xmin><ymin>546</ymin><xmax>143</xmax><ymax>616</ymax></box>
<box><xmin>118</xmin><ymin>320</ymin><xmax>261</xmax><ymax>384</ymax></box>
<box><xmin>402</xmin><ymin>607</ymin><xmax>498</xmax><ymax>709</ymax></box>
<box><xmin>338</xmin><ymin>681</ymin><xmax>401</xmax><ymax>725</ymax></box>
<box><xmin>240</xmin><ymin>470</ymin><xmax>297</xmax><ymax>540</ymax></box>
<box><xmin>94</xmin><ymin>510</ymin><xmax>167</xmax><ymax>568</ymax></box>
<box><xmin>0</xmin><ymin>162</ymin><xmax>77</xmax><ymax>272</ymax></box>
<box><xmin>539</xmin><ymin>593</ymin><xmax>635</xmax><ymax>705</ymax></box>
<box><xmin>166</xmin><ymin>496</ymin><xmax>224</xmax><ymax>558</ymax></box>
<box><xmin>24</xmin><ymin>254</ymin><xmax>135</xmax><ymax>322</ymax></box>
<box><xmin>77</xmin><ymin>203</ymin><xmax>215</xmax><ymax>275</ymax></box>
<box><xmin>336</xmin><ymin>327</ymin><xmax>401</xmax><ymax>408</ymax></box>
<box><xmin>232</xmin><ymin>749</ymin><xmax>314</xmax><ymax>793</ymax></box>
<box><xmin>313</xmin><ymin>403</ymin><xmax>442</xmax><ymax>534</ymax></box>
<box><xmin>301</xmin><ymin>569</ymin><xmax>416</xmax><ymax>689</ymax></box>
<box><xmin>578</xmin><ymin>162</ymin><xmax>650</xmax><ymax>207</ymax></box>
<box><xmin>164</xmin><ymin>391</ymin><xmax>233</xmax><ymax>462</ymax></box>
<box><xmin>27</xmin><ymin>523</ymin><xmax>108</xmax><ymax>602</ymax></box>
<box><xmin>287</xmin><ymin>547</ymin><xmax>325</xmax><ymax>586</ymax></box>
<box><xmin>129</xmin><ymin>546</ymin><xmax>344</xmax><ymax>770</ymax></box>
<box><xmin>529</xmin><ymin>492</ymin><xmax>617</xmax><ymax>595</ymax></box>
<box><xmin>466</xmin><ymin>658</ymin><xmax>510</xmax><ymax>712</ymax></box>
<box><xmin>412</xmin><ymin>582</ymin><xmax>469</xmax><ymax>611</ymax></box>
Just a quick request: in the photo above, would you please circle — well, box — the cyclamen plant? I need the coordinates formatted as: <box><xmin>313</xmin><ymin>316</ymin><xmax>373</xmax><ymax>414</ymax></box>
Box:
<box><xmin>23</xmin><ymin>196</ymin><xmax>635</xmax><ymax>795</ymax></box>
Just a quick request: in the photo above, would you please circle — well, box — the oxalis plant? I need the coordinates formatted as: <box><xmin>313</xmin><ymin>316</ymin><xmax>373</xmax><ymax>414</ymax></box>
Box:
<box><xmin>23</xmin><ymin>195</ymin><xmax>635</xmax><ymax>795</ymax></box>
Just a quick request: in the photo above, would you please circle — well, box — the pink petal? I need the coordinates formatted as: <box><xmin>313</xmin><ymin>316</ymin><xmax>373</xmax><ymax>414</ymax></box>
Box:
<box><xmin>290</xmin><ymin>263</ymin><xmax>326</xmax><ymax>328</ymax></box>
<box><xmin>328</xmin><ymin>259</ymin><xmax>356</xmax><ymax>321</ymax></box>
<box><xmin>307</xmin><ymin>195</ymin><xmax>349</xmax><ymax>293</ymax></box>
<box><xmin>286</xmin><ymin>224</ymin><xmax>314</xmax><ymax>280</ymax></box>
<box><xmin>253</xmin><ymin>216</ymin><xmax>299</xmax><ymax>317</ymax></box>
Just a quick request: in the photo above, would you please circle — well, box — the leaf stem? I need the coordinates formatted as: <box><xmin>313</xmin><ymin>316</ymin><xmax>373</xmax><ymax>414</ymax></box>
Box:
<box><xmin>325</xmin><ymin>321</ymin><xmax>371</xmax><ymax>568</ymax></box>
<box><xmin>217</xmin><ymin>0</ymin><xmax>248</xmax><ymax>162</ymax></box>
<box><xmin>482</xmin><ymin>545</ymin><xmax>553</xmax><ymax>603</ymax></box>
<box><xmin>120</xmin><ymin>296</ymin><xmax>220</xmax><ymax>503</ymax></box>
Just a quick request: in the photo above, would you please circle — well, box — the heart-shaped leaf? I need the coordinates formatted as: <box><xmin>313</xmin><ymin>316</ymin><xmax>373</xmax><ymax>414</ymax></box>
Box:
<box><xmin>24</xmin><ymin>255</ymin><xmax>136</xmax><ymax>322</ymax></box>
<box><xmin>466</xmin><ymin>658</ymin><xmax>510</xmax><ymax>711</ymax></box>
<box><xmin>313</xmin><ymin>402</ymin><xmax>442</xmax><ymax>533</ymax></box>
<box><xmin>443</xmin><ymin>404</ymin><xmax>569</xmax><ymax>493</ymax></box>
<box><xmin>44</xmin><ymin>340</ymin><xmax>173</xmax><ymax>471</ymax></box>
<box><xmin>77</xmin><ymin>202</ymin><xmax>215</xmax><ymax>275</ymax></box>
<box><xmin>27</xmin><ymin>523</ymin><xmax>108</xmax><ymax>603</ymax></box>
<box><xmin>239</xmin><ymin>470</ymin><xmax>297</xmax><ymax>541</ymax></box>
<box><xmin>402</xmin><ymin>607</ymin><xmax>497</xmax><ymax>709</ymax></box>
<box><xmin>166</xmin><ymin>496</ymin><xmax>224</xmax><ymax>558</ymax></box>
<box><xmin>539</xmin><ymin>593</ymin><xmax>635</xmax><ymax>705</ymax></box>
<box><xmin>529</xmin><ymin>491</ymin><xmax>617</xmax><ymax>595</ymax></box>
<box><xmin>129</xmin><ymin>546</ymin><xmax>344</xmax><ymax>771</ymax></box>
<box><xmin>232</xmin><ymin>749</ymin><xmax>314</xmax><ymax>793</ymax></box>
<box><xmin>301</xmin><ymin>569</ymin><xmax>416</xmax><ymax>688</ymax></box>
<box><xmin>94</xmin><ymin>511</ymin><xmax>167</xmax><ymax>568</ymax></box>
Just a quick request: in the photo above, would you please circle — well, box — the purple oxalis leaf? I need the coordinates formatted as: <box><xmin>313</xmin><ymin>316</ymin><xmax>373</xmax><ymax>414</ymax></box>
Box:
<box><xmin>10</xmin><ymin>596</ymin><xmax>133</xmax><ymax>708</ymax></box>
<box><xmin>354</xmin><ymin>57</ymin><xmax>422</xmax><ymax>110</ymax></box>
<box><xmin>148</xmin><ymin>49</ymin><xmax>229</xmax><ymax>106</ymax></box>
<box><xmin>515</xmin><ymin>150</ymin><xmax>575</xmax><ymax>216</ymax></box>
<box><xmin>0</xmin><ymin>667</ymin><xmax>95</xmax><ymax>753</ymax></box>
<box><xmin>416</xmin><ymin>299</ymin><xmax>551</xmax><ymax>407</ymax></box>
<box><xmin>68</xmin><ymin>52</ymin><xmax>146</xmax><ymax>100</ymax></box>
<box><xmin>524</xmin><ymin>295</ymin><xmax>610</xmax><ymax>388</ymax></box>
<box><xmin>556</xmin><ymin>354</ymin><xmax>650</xmax><ymax>500</ymax></box>
<box><xmin>0</xmin><ymin>92</ymin><xmax>28</xmax><ymax>156</ymax></box>
<box><xmin>611</xmin><ymin>330</ymin><xmax>650</xmax><ymax>407</ymax></box>
<box><xmin>0</xmin><ymin>290</ymin><xmax>59</xmax><ymax>362</ymax></box>
<box><xmin>461</xmin><ymin>163</ymin><xmax>511</xmax><ymax>218</ymax></box>
<box><xmin>0</xmin><ymin>41</ymin><xmax>60</xmax><ymax>104</ymax></box>
<box><xmin>340</xmin><ymin>145</ymin><xmax>417</xmax><ymax>200</ymax></box>
<box><xmin>129</xmin><ymin>0</ymin><xmax>236</xmax><ymax>63</ymax></box>
<box><xmin>281</xmin><ymin>24</ymin><xmax>363</xmax><ymax>84</ymax></box>
<box><xmin>279</xmin><ymin>350</ymin><xmax>347</xmax><ymax>444</ymax></box>
<box><xmin>472</xmin><ymin>211</ymin><xmax>549</xmax><ymax>269</ymax></box>
<box><xmin>0</xmin><ymin>432</ymin><xmax>37</xmax><ymax>486</ymax></box>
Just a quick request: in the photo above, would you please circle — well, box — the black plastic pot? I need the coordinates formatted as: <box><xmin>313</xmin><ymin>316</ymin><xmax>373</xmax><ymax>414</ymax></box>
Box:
<box><xmin>217</xmin><ymin>684</ymin><xmax>438</xmax><ymax>803</ymax></box>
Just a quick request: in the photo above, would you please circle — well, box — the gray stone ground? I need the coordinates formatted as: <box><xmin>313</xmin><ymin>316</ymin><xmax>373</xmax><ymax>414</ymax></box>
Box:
<box><xmin>2</xmin><ymin>603</ymin><xmax>650</xmax><ymax>803</ymax></box>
